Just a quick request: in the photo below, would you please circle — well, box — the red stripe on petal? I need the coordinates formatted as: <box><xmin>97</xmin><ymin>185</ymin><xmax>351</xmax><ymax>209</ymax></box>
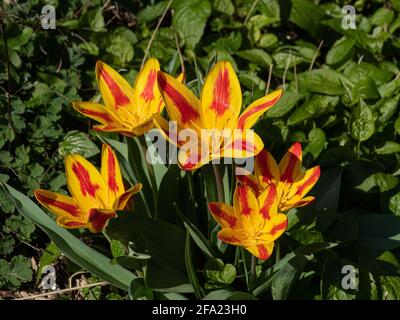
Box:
<box><xmin>238</xmin><ymin>186</ymin><xmax>252</xmax><ymax>216</ymax></box>
<box><xmin>281</xmin><ymin>143</ymin><xmax>302</xmax><ymax>182</ymax></box>
<box><xmin>236</xmin><ymin>175</ymin><xmax>259</xmax><ymax>194</ymax></box>
<box><xmin>238</xmin><ymin>95</ymin><xmax>281</xmax><ymax>129</ymax></box>
<box><xmin>227</xmin><ymin>139</ymin><xmax>256</xmax><ymax>153</ymax></box>
<box><xmin>270</xmin><ymin>220</ymin><xmax>288</xmax><ymax>235</ymax></box>
<box><xmin>35</xmin><ymin>193</ymin><xmax>80</xmax><ymax>217</ymax></box>
<box><xmin>72</xmin><ymin>162</ymin><xmax>100</xmax><ymax>198</ymax></box>
<box><xmin>209</xmin><ymin>203</ymin><xmax>237</xmax><ymax>228</ymax></box>
<box><xmin>140</xmin><ymin>69</ymin><xmax>157</xmax><ymax>102</ymax></box>
<box><xmin>99</xmin><ymin>66</ymin><xmax>130</xmax><ymax>108</ymax></box>
<box><xmin>218</xmin><ymin>233</ymin><xmax>241</xmax><ymax>243</ymax></box>
<box><xmin>64</xmin><ymin>221</ymin><xmax>85</xmax><ymax>227</ymax></box>
<box><xmin>296</xmin><ymin>167</ymin><xmax>320</xmax><ymax>196</ymax></box>
<box><xmin>88</xmin><ymin>208</ymin><xmax>116</xmax><ymax>233</ymax></box>
<box><xmin>260</xmin><ymin>186</ymin><xmax>276</xmax><ymax>220</ymax></box>
<box><xmin>257</xmin><ymin>150</ymin><xmax>274</xmax><ymax>184</ymax></box>
<box><xmin>257</xmin><ymin>244</ymin><xmax>271</xmax><ymax>260</ymax></box>
<box><xmin>210</xmin><ymin>68</ymin><xmax>230</xmax><ymax>116</ymax></box>
<box><xmin>82</xmin><ymin>109</ymin><xmax>113</xmax><ymax>122</ymax></box>
<box><xmin>158</xmin><ymin>73</ymin><xmax>199</xmax><ymax>124</ymax></box>
<box><xmin>107</xmin><ymin>150</ymin><xmax>119</xmax><ymax>193</ymax></box>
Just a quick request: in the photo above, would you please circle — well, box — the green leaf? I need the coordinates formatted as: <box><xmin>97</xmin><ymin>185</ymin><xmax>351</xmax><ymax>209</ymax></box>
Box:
<box><xmin>2</xmin><ymin>183</ymin><xmax>135</xmax><ymax>291</ymax></box>
<box><xmin>395</xmin><ymin>116</ymin><xmax>400</xmax><ymax>135</ymax></box>
<box><xmin>355</xmin><ymin>173</ymin><xmax>398</xmax><ymax>193</ymax></box>
<box><xmin>371</xmin><ymin>8</ymin><xmax>394</xmax><ymax>26</ymax></box>
<box><xmin>380</xmin><ymin>276</ymin><xmax>400</xmax><ymax>300</ymax></box>
<box><xmin>326</xmin><ymin>38</ymin><xmax>355</xmax><ymax>66</ymax></box>
<box><xmin>266</xmin><ymin>91</ymin><xmax>305</xmax><ymax>118</ymax></box>
<box><xmin>173</xmin><ymin>0</ymin><xmax>212</xmax><ymax>50</ymax></box>
<box><xmin>357</xmin><ymin>214</ymin><xmax>400</xmax><ymax>251</ymax></box>
<box><xmin>137</xmin><ymin>1</ymin><xmax>169</xmax><ymax>23</ymax></box>
<box><xmin>58</xmin><ymin>130</ymin><xmax>100</xmax><ymax>158</ymax></box>
<box><xmin>271</xmin><ymin>255</ymin><xmax>308</xmax><ymax>300</ymax></box>
<box><xmin>106</xmin><ymin>211</ymin><xmax>190</xmax><ymax>290</ymax></box>
<box><xmin>303</xmin><ymin>128</ymin><xmax>326</xmax><ymax>159</ymax></box>
<box><xmin>35</xmin><ymin>241</ymin><xmax>61</xmax><ymax>284</ymax></box>
<box><xmin>235</xmin><ymin>49</ymin><xmax>272</xmax><ymax>68</ymax></box>
<box><xmin>349</xmin><ymin>101</ymin><xmax>375</xmax><ymax>142</ymax></box>
<box><xmin>375</xmin><ymin>141</ymin><xmax>400</xmax><ymax>155</ymax></box>
<box><xmin>389</xmin><ymin>192</ymin><xmax>400</xmax><ymax>216</ymax></box>
<box><xmin>288</xmin><ymin>0</ymin><xmax>325</xmax><ymax>37</ymax></box>
<box><xmin>204</xmin><ymin>258</ymin><xmax>236</xmax><ymax>289</ymax></box>
<box><xmin>287</xmin><ymin>95</ymin><xmax>339</xmax><ymax>126</ymax></box>
<box><xmin>185</xmin><ymin>231</ymin><xmax>204</xmax><ymax>299</ymax></box>
<box><xmin>378</xmin><ymin>78</ymin><xmax>400</xmax><ymax>98</ymax></box>
<box><xmin>8</xmin><ymin>27</ymin><xmax>33</xmax><ymax>49</ymax></box>
<box><xmin>86</xmin><ymin>7</ymin><xmax>106</xmax><ymax>32</ymax></box>
<box><xmin>296</xmin><ymin>69</ymin><xmax>346</xmax><ymax>95</ymax></box>
<box><xmin>0</xmin><ymin>255</ymin><xmax>32</xmax><ymax>290</ymax></box>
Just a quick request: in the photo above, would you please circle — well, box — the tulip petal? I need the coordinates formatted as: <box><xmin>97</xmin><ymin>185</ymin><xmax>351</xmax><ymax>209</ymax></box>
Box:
<box><xmin>235</xmin><ymin>169</ymin><xmax>260</xmax><ymax>194</ymax></box>
<box><xmin>96</xmin><ymin>61</ymin><xmax>135</xmax><ymax>110</ymax></box>
<box><xmin>221</xmin><ymin>130</ymin><xmax>264</xmax><ymax>159</ymax></box>
<box><xmin>101</xmin><ymin>144</ymin><xmax>124</xmax><ymax>204</ymax></box>
<box><xmin>56</xmin><ymin>216</ymin><xmax>87</xmax><ymax>229</ymax></box>
<box><xmin>65</xmin><ymin>154</ymin><xmax>107</xmax><ymax>210</ymax></box>
<box><xmin>34</xmin><ymin>189</ymin><xmax>83</xmax><ymax>219</ymax></box>
<box><xmin>246</xmin><ymin>242</ymin><xmax>274</xmax><ymax>260</ymax></box>
<box><xmin>133</xmin><ymin>58</ymin><xmax>162</xmax><ymax>117</ymax></box>
<box><xmin>92</xmin><ymin>124</ymin><xmax>136</xmax><ymax>137</ymax></box>
<box><xmin>254</xmin><ymin>149</ymin><xmax>280</xmax><ymax>187</ymax></box>
<box><xmin>237</xmin><ymin>89</ymin><xmax>282</xmax><ymax>129</ymax></box>
<box><xmin>279</xmin><ymin>142</ymin><xmax>303</xmax><ymax>182</ymax></box>
<box><xmin>283</xmin><ymin>196</ymin><xmax>315</xmax><ymax>211</ymax></box>
<box><xmin>233</xmin><ymin>184</ymin><xmax>261</xmax><ymax>232</ymax></box>
<box><xmin>258</xmin><ymin>183</ymin><xmax>279</xmax><ymax>221</ymax></box>
<box><xmin>153</xmin><ymin>114</ymin><xmax>181</xmax><ymax>147</ymax></box>
<box><xmin>208</xmin><ymin>202</ymin><xmax>237</xmax><ymax>228</ymax></box>
<box><xmin>87</xmin><ymin>208</ymin><xmax>117</xmax><ymax>233</ymax></box>
<box><xmin>294</xmin><ymin>166</ymin><xmax>320</xmax><ymax>198</ymax></box>
<box><xmin>114</xmin><ymin>183</ymin><xmax>142</xmax><ymax>210</ymax></box>
<box><xmin>157</xmin><ymin>71</ymin><xmax>202</xmax><ymax>128</ymax></box>
<box><xmin>217</xmin><ymin>228</ymin><xmax>243</xmax><ymax>245</ymax></box>
<box><xmin>201</xmin><ymin>61</ymin><xmax>242</xmax><ymax>129</ymax></box>
<box><xmin>72</xmin><ymin>101</ymin><xmax>121</xmax><ymax>126</ymax></box>
<box><xmin>266</xmin><ymin>214</ymin><xmax>288</xmax><ymax>240</ymax></box>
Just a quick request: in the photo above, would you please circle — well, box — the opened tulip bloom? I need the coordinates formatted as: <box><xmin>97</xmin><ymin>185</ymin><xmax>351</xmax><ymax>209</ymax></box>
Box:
<box><xmin>154</xmin><ymin>60</ymin><xmax>282</xmax><ymax>170</ymax></box>
<box><xmin>208</xmin><ymin>183</ymin><xmax>287</xmax><ymax>260</ymax></box>
<box><xmin>237</xmin><ymin>142</ymin><xmax>320</xmax><ymax>212</ymax></box>
<box><xmin>34</xmin><ymin>144</ymin><xmax>142</xmax><ymax>232</ymax></box>
<box><xmin>72</xmin><ymin>58</ymin><xmax>181</xmax><ymax>137</ymax></box>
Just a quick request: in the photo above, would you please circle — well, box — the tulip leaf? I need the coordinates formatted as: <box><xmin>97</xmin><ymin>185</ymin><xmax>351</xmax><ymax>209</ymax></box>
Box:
<box><xmin>106</xmin><ymin>211</ymin><xmax>191</xmax><ymax>291</ymax></box>
<box><xmin>2</xmin><ymin>183</ymin><xmax>135</xmax><ymax>291</ymax></box>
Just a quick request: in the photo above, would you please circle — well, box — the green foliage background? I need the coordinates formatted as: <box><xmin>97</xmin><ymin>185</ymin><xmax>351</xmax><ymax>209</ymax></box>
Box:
<box><xmin>1</xmin><ymin>0</ymin><xmax>400</xmax><ymax>299</ymax></box>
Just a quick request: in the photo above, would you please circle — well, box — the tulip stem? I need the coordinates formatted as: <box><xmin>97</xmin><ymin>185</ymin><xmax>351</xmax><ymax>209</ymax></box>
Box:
<box><xmin>138</xmin><ymin>136</ymin><xmax>159</xmax><ymax>215</ymax></box>
<box><xmin>249</xmin><ymin>255</ymin><xmax>257</xmax><ymax>290</ymax></box>
<box><xmin>212</xmin><ymin>164</ymin><xmax>225</xmax><ymax>202</ymax></box>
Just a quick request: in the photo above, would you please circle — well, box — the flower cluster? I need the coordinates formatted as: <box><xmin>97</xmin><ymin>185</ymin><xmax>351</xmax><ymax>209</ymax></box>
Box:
<box><xmin>34</xmin><ymin>58</ymin><xmax>320</xmax><ymax>261</ymax></box>
<box><xmin>210</xmin><ymin>142</ymin><xmax>320</xmax><ymax>259</ymax></box>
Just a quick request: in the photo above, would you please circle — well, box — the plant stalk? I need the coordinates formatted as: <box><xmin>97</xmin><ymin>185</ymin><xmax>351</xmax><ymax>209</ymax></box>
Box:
<box><xmin>212</xmin><ymin>164</ymin><xmax>225</xmax><ymax>202</ymax></box>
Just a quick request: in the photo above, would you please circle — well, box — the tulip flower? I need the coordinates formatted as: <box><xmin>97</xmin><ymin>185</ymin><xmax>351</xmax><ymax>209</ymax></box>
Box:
<box><xmin>208</xmin><ymin>183</ymin><xmax>287</xmax><ymax>260</ymax></box>
<box><xmin>72</xmin><ymin>58</ymin><xmax>182</xmax><ymax>137</ymax></box>
<box><xmin>154</xmin><ymin>60</ymin><xmax>282</xmax><ymax>170</ymax></box>
<box><xmin>236</xmin><ymin>142</ymin><xmax>320</xmax><ymax>212</ymax></box>
<box><xmin>34</xmin><ymin>144</ymin><xmax>142</xmax><ymax>232</ymax></box>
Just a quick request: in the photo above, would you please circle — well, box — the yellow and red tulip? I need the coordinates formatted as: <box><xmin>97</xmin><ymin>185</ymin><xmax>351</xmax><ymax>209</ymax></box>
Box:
<box><xmin>237</xmin><ymin>142</ymin><xmax>320</xmax><ymax>212</ymax></box>
<box><xmin>208</xmin><ymin>183</ymin><xmax>287</xmax><ymax>260</ymax></box>
<box><xmin>34</xmin><ymin>144</ymin><xmax>142</xmax><ymax>233</ymax></box>
<box><xmin>72</xmin><ymin>58</ymin><xmax>182</xmax><ymax>137</ymax></box>
<box><xmin>154</xmin><ymin>60</ymin><xmax>282</xmax><ymax>170</ymax></box>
